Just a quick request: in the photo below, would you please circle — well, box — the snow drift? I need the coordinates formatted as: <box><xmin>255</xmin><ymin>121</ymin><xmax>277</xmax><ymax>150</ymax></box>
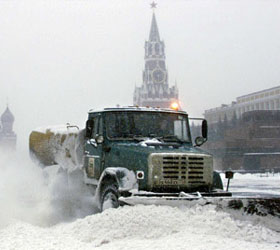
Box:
<box><xmin>0</xmin><ymin>205</ymin><xmax>279</xmax><ymax>250</ymax></box>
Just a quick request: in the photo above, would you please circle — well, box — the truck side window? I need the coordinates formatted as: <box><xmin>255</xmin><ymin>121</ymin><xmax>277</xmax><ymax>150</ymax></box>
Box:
<box><xmin>98</xmin><ymin>116</ymin><xmax>103</xmax><ymax>135</ymax></box>
<box><xmin>86</xmin><ymin>119</ymin><xmax>94</xmax><ymax>138</ymax></box>
<box><xmin>92</xmin><ymin>117</ymin><xmax>99</xmax><ymax>138</ymax></box>
<box><xmin>92</xmin><ymin>116</ymin><xmax>103</xmax><ymax>138</ymax></box>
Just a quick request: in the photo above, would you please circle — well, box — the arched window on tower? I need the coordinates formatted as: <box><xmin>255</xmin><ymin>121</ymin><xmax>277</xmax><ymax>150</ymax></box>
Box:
<box><xmin>155</xmin><ymin>43</ymin><xmax>160</xmax><ymax>54</ymax></box>
<box><xmin>148</xmin><ymin>44</ymin><xmax>152</xmax><ymax>55</ymax></box>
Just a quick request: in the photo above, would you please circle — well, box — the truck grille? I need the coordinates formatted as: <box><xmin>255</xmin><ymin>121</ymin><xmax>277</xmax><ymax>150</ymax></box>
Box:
<box><xmin>162</xmin><ymin>156</ymin><xmax>204</xmax><ymax>183</ymax></box>
<box><xmin>149</xmin><ymin>153</ymin><xmax>213</xmax><ymax>189</ymax></box>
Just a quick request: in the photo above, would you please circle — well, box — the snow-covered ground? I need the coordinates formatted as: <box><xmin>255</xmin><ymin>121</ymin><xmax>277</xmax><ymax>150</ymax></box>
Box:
<box><xmin>0</xmin><ymin>153</ymin><xmax>279</xmax><ymax>250</ymax></box>
<box><xmin>1</xmin><ymin>205</ymin><xmax>279</xmax><ymax>250</ymax></box>
<box><xmin>221</xmin><ymin>172</ymin><xmax>280</xmax><ymax>197</ymax></box>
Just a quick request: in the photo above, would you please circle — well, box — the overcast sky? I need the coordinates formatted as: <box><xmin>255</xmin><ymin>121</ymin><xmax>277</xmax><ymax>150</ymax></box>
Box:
<box><xmin>1</xmin><ymin>0</ymin><xmax>280</xmax><ymax>149</ymax></box>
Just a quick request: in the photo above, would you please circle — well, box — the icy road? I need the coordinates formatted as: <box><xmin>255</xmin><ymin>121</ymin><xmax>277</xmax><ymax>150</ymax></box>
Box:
<box><xmin>0</xmin><ymin>154</ymin><xmax>279</xmax><ymax>250</ymax></box>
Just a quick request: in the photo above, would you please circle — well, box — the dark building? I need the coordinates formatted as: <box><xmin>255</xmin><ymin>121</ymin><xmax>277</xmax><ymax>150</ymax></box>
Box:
<box><xmin>202</xmin><ymin>110</ymin><xmax>280</xmax><ymax>172</ymax></box>
<box><xmin>133</xmin><ymin>8</ymin><xmax>179</xmax><ymax>109</ymax></box>
<box><xmin>204</xmin><ymin>85</ymin><xmax>280</xmax><ymax>124</ymax></box>
<box><xmin>203</xmin><ymin>86</ymin><xmax>280</xmax><ymax>172</ymax></box>
<box><xmin>0</xmin><ymin>106</ymin><xmax>17</xmax><ymax>151</ymax></box>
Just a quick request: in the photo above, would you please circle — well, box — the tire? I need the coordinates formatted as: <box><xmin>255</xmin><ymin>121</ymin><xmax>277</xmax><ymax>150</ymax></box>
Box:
<box><xmin>100</xmin><ymin>183</ymin><xmax>120</xmax><ymax>211</ymax></box>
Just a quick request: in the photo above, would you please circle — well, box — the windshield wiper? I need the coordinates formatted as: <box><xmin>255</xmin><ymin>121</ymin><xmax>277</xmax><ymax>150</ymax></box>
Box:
<box><xmin>133</xmin><ymin>135</ymin><xmax>147</xmax><ymax>141</ymax></box>
<box><xmin>123</xmin><ymin>134</ymin><xmax>147</xmax><ymax>142</ymax></box>
<box><xmin>147</xmin><ymin>134</ymin><xmax>183</xmax><ymax>143</ymax></box>
<box><xmin>160</xmin><ymin>135</ymin><xmax>184</xmax><ymax>143</ymax></box>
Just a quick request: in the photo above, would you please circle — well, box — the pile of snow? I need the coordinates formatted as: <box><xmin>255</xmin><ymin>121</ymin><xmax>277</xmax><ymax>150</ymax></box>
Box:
<box><xmin>0</xmin><ymin>205</ymin><xmax>279</xmax><ymax>250</ymax></box>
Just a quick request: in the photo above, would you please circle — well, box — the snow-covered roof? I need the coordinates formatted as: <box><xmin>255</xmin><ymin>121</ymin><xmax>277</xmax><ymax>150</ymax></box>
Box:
<box><xmin>88</xmin><ymin>106</ymin><xmax>188</xmax><ymax>115</ymax></box>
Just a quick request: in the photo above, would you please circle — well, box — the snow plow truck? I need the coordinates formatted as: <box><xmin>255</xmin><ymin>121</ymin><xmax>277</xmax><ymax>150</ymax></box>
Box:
<box><xmin>29</xmin><ymin>106</ymin><xmax>280</xmax><ymax>216</ymax></box>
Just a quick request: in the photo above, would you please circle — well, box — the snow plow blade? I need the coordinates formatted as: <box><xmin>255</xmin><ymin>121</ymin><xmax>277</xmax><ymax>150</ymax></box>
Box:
<box><xmin>119</xmin><ymin>193</ymin><xmax>280</xmax><ymax>218</ymax></box>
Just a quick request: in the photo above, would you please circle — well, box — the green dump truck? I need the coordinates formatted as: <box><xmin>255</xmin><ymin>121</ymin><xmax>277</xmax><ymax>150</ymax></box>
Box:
<box><xmin>30</xmin><ymin>106</ymin><xmax>280</xmax><ymax>215</ymax></box>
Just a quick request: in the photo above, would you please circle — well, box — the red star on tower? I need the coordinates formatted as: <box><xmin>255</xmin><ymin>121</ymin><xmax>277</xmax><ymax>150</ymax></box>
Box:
<box><xmin>150</xmin><ymin>1</ymin><xmax>157</xmax><ymax>9</ymax></box>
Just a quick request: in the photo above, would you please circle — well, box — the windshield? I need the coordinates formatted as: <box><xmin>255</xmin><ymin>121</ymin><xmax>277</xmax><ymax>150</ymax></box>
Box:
<box><xmin>105</xmin><ymin>111</ymin><xmax>191</xmax><ymax>143</ymax></box>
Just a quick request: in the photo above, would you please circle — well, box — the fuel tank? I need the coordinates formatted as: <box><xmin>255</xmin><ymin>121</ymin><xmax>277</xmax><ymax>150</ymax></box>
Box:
<box><xmin>29</xmin><ymin>124</ymin><xmax>85</xmax><ymax>170</ymax></box>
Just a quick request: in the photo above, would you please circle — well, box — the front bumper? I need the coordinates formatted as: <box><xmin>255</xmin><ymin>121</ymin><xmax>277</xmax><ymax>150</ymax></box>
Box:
<box><xmin>119</xmin><ymin>190</ymin><xmax>232</xmax><ymax>206</ymax></box>
<box><xmin>119</xmin><ymin>191</ymin><xmax>280</xmax><ymax>218</ymax></box>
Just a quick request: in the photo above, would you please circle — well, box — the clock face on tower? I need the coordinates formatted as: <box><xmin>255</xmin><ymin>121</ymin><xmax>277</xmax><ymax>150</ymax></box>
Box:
<box><xmin>152</xmin><ymin>69</ymin><xmax>165</xmax><ymax>83</ymax></box>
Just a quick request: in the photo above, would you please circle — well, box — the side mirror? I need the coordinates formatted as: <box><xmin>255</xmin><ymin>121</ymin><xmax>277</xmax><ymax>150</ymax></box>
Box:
<box><xmin>85</xmin><ymin>120</ymin><xmax>94</xmax><ymax>138</ymax></box>
<box><xmin>96</xmin><ymin>135</ymin><xmax>104</xmax><ymax>144</ymax></box>
<box><xmin>202</xmin><ymin>119</ymin><xmax>208</xmax><ymax>139</ymax></box>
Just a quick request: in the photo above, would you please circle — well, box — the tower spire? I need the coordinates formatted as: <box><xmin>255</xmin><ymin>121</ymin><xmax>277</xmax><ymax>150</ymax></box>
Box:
<box><xmin>133</xmin><ymin>2</ymin><xmax>179</xmax><ymax>109</ymax></box>
<box><xmin>149</xmin><ymin>4</ymin><xmax>160</xmax><ymax>42</ymax></box>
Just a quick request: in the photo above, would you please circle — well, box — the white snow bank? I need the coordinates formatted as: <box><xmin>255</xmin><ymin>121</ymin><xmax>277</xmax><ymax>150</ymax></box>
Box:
<box><xmin>0</xmin><ymin>205</ymin><xmax>279</xmax><ymax>250</ymax></box>
<box><xmin>70</xmin><ymin>205</ymin><xmax>279</xmax><ymax>245</ymax></box>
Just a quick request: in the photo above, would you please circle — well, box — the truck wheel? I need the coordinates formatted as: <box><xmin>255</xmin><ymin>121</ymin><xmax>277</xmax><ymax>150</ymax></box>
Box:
<box><xmin>100</xmin><ymin>184</ymin><xmax>120</xmax><ymax>211</ymax></box>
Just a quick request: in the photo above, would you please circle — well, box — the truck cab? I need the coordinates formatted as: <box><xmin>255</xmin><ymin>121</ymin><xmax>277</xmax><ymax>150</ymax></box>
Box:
<box><xmin>83</xmin><ymin>107</ymin><xmax>223</xmax><ymax>210</ymax></box>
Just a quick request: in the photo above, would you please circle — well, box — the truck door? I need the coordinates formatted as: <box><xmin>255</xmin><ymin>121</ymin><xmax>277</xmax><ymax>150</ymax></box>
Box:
<box><xmin>85</xmin><ymin>115</ymin><xmax>103</xmax><ymax>180</ymax></box>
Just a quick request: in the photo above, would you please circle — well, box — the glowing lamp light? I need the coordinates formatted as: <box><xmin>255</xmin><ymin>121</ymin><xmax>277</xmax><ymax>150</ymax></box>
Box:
<box><xmin>170</xmin><ymin>102</ymin><xmax>179</xmax><ymax>110</ymax></box>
